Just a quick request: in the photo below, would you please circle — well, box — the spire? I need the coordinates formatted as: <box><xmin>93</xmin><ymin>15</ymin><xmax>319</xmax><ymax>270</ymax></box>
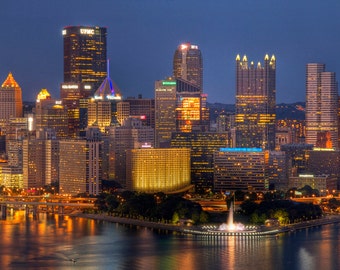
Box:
<box><xmin>107</xmin><ymin>59</ymin><xmax>110</xmax><ymax>78</ymax></box>
<box><xmin>236</xmin><ymin>54</ymin><xmax>240</xmax><ymax>61</ymax></box>
<box><xmin>1</xmin><ymin>72</ymin><xmax>20</xmax><ymax>88</ymax></box>
<box><xmin>93</xmin><ymin>59</ymin><xmax>122</xmax><ymax>100</ymax></box>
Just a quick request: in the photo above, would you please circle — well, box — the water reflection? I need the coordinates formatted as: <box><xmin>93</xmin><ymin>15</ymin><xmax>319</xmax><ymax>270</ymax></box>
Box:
<box><xmin>0</xmin><ymin>211</ymin><xmax>339</xmax><ymax>269</ymax></box>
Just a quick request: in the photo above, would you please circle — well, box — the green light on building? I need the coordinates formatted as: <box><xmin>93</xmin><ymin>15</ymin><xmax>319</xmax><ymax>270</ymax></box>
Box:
<box><xmin>162</xmin><ymin>81</ymin><xmax>176</xmax><ymax>86</ymax></box>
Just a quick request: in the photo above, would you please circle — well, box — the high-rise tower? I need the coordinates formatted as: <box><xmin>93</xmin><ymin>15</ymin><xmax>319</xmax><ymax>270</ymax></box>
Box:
<box><xmin>62</xmin><ymin>26</ymin><xmax>107</xmax><ymax>91</ymax></box>
<box><xmin>306</xmin><ymin>63</ymin><xmax>338</xmax><ymax>149</ymax></box>
<box><xmin>0</xmin><ymin>72</ymin><xmax>23</xmax><ymax>124</ymax></box>
<box><xmin>235</xmin><ymin>54</ymin><xmax>276</xmax><ymax>150</ymax></box>
<box><xmin>173</xmin><ymin>43</ymin><xmax>203</xmax><ymax>91</ymax></box>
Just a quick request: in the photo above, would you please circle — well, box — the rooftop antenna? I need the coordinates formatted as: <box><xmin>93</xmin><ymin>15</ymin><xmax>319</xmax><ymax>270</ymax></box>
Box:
<box><xmin>107</xmin><ymin>59</ymin><xmax>110</xmax><ymax>78</ymax></box>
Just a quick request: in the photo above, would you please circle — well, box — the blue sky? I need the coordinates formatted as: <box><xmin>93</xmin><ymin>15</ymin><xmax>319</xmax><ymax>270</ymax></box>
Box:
<box><xmin>1</xmin><ymin>0</ymin><xmax>340</xmax><ymax>103</ymax></box>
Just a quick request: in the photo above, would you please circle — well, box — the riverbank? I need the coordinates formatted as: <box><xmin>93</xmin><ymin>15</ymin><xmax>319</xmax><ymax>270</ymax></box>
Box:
<box><xmin>69</xmin><ymin>212</ymin><xmax>340</xmax><ymax>236</ymax></box>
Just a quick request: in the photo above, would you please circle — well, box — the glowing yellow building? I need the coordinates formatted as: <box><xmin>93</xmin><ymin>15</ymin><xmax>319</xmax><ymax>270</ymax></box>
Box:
<box><xmin>126</xmin><ymin>148</ymin><xmax>191</xmax><ymax>193</ymax></box>
<box><xmin>0</xmin><ymin>72</ymin><xmax>23</xmax><ymax>125</ymax></box>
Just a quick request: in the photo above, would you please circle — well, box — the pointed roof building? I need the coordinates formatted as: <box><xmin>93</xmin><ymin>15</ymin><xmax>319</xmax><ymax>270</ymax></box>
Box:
<box><xmin>93</xmin><ymin>62</ymin><xmax>122</xmax><ymax>101</ymax></box>
<box><xmin>0</xmin><ymin>72</ymin><xmax>23</xmax><ymax>122</ymax></box>
<box><xmin>1</xmin><ymin>72</ymin><xmax>20</xmax><ymax>88</ymax></box>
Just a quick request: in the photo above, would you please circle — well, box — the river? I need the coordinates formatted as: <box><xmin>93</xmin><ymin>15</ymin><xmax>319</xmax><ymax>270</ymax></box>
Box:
<box><xmin>0</xmin><ymin>211</ymin><xmax>339</xmax><ymax>270</ymax></box>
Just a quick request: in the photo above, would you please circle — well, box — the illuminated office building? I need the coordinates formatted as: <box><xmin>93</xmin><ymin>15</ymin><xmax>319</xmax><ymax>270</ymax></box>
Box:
<box><xmin>154</xmin><ymin>78</ymin><xmax>177</xmax><ymax>147</ymax></box>
<box><xmin>107</xmin><ymin>117</ymin><xmax>154</xmax><ymax>187</ymax></box>
<box><xmin>126</xmin><ymin>148</ymin><xmax>191</xmax><ymax>193</ymax></box>
<box><xmin>235</xmin><ymin>54</ymin><xmax>276</xmax><ymax>150</ymax></box>
<box><xmin>5</xmin><ymin>117</ymin><xmax>28</xmax><ymax>168</ymax></box>
<box><xmin>214</xmin><ymin>148</ymin><xmax>269</xmax><ymax>191</ymax></box>
<box><xmin>117</xmin><ymin>96</ymin><xmax>155</xmax><ymax>128</ymax></box>
<box><xmin>173</xmin><ymin>42</ymin><xmax>203</xmax><ymax>90</ymax></box>
<box><xmin>280</xmin><ymin>143</ymin><xmax>313</xmax><ymax>177</ymax></box>
<box><xmin>62</xmin><ymin>26</ymin><xmax>107</xmax><ymax>91</ymax></box>
<box><xmin>0</xmin><ymin>72</ymin><xmax>23</xmax><ymax>126</ymax></box>
<box><xmin>60</xmin><ymin>82</ymin><xmax>93</xmax><ymax>137</ymax></box>
<box><xmin>0</xmin><ymin>166</ymin><xmax>23</xmax><ymax>189</ymax></box>
<box><xmin>306</xmin><ymin>148</ymin><xmax>340</xmax><ymax>189</ymax></box>
<box><xmin>87</xmin><ymin>72</ymin><xmax>122</xmax><ymax>133</ymax></box>
<box><xmin>23</xmin><ymin>130</ymin><xmax>59</xmax><ymax>189</ymax></box>
<box><xmin>171</xmin><ymin>132</ymin><xmax>229</xmax><ymax>193</ymax></box>
<box><xmin>59</xmin><ymin>138</ymin><xmax>102</xmax><ymax>196</ymax></box>
<box><xmin>289</xmin><ymin>174</ymin><xmax>337</xmax><ymax>193</ymax></box>
<box><xmin>35</xmin><ymin>89</ymin><xmax>68</xmax><ymax>139</ymax></box>
<box><xmin>305</xmin><ymin>63</ymin><xmax>338</xmax><ymax>149</ymax></box>
<box><xmin>176</xmin><ymin>79</ymin><xmax>209</xmax><ymax>132</ymax></box>
<box><xmin>268</xmin><ymin>151</ymin><xmax>287</xmax><ymax>191</ymax></box>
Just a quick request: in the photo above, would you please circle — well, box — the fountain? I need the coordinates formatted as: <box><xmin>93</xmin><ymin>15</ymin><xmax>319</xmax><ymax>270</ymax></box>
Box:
<box><xmin>218</xmin><ymin>201</ymin><xmax>245</xmax><ymax>232</ymax></box>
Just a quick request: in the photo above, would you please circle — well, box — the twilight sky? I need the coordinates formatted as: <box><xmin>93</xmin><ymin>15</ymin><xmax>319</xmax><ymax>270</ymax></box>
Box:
<box><xmin>1</xmin><ymin>0</ymin><xmax>340</xmax><ymax>104</ymax></box>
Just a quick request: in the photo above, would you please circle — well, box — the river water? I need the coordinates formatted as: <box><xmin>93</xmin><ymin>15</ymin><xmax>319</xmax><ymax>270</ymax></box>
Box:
<box><xmin>0</xmin><ymin>211</ymin><xmax>339</xmax><ymax>270</ymax></box>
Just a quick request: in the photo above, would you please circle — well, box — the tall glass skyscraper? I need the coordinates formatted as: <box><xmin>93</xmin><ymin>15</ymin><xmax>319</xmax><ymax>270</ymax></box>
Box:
<box><xmin>173</xmin><ymin>43</ymin><xmax>203</xmax><ymax>91</ymax></box>
<box><xmin>62</xmin><ymin>26</ymin><xmax>107</xmax><ymax>91</ymax></box>
<box><xmin>305</xmin><ymin>63</ymin><xmax>338</xmax><ymax>149</ymax></box>
<box><xmin>235</xmin><ymin>54</ymin><xmax>276</xmax><ymax>150</ymax></box>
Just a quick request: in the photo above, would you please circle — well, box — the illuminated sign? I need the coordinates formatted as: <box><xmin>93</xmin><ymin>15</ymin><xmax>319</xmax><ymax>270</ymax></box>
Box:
<box><xmin>140</xmin><ymin>115</ymin><xmax>146</xmax><ymax>120</ymax></box>
<box><xmin>219</xmin><ymin>148</ymin><xmax>263</xmax><ymax>152</ymax></box>
<box><xmin>62</xmin><ymin>84</ymin><xmax>79</xmax><ymax>89</ymax></box>
<box><xmin>80</xmin><ymin>28</ymin><xmax>95</xmax><ymax>35</ymax></box>
<box><xmin>299</xmin><ymin>174</ymin><xmax>314</xmax><ymax>178</ymax></box>
<box><xmin>313</xmin><ymin>147</ymin><xmax>335</xmax><ymax>151</ymax></box>
<box><xmin>62</xmin><ymin>29</ymin><xmax>67</xmax><ymax>35</ymax></box>
<box><xmin>55</xmin><ymin>100</ymin><xmax>62</xmax><ymax>105</ymax></box>
<box><xmin>162</xmin><ymin>81</ymin><xmax>176</xmax><ymax>86</ymax></box>
<box><xmin>141</xmin><ymin>143</ymin><xmax>152</xmax><ymax>148</ymax></box>
<box><xmin>84</xmin><ymin>85</ymin><xmax>92</xmax><ymax>90</ymax></box>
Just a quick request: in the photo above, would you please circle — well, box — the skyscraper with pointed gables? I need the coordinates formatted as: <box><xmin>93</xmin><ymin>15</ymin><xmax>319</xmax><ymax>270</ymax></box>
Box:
<box><xmin>235</xmin><ymin>54</ymin><xmax>276</xmax><ymax>150</ymax></box>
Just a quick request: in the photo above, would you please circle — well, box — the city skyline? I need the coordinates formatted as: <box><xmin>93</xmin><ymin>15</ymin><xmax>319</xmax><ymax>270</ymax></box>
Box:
<box><xmin>1</xmin><ymin>1</ymin><xmax>340</xmax><ymax>103</ymax></box>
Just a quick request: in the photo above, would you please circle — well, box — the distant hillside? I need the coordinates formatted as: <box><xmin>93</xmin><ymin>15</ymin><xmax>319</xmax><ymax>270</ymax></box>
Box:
<box><xmin>207</xmin><ymin>102</ymin><xmax>305</xmax><ymax>121</ymax></box>
<box><xmin>276</xmin><ymin>102</ymin><xmax>305</xmax><ymax>120</ymax></box>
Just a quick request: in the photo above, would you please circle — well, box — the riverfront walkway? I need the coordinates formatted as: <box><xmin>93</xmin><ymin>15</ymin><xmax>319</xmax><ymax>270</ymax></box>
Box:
<box><xmin>70</xmin><ymin>212</ymin><xmax>340</xmax><ymax>237</ymax></box>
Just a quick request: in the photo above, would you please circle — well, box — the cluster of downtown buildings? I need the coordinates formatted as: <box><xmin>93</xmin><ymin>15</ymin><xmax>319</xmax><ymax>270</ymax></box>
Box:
<box><xmin>0</xmin><ymin>25</ymin><xmax>339</xmax><ymax>196</ymax></box>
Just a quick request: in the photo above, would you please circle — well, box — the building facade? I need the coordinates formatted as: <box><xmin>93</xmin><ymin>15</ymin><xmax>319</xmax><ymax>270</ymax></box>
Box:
<box><xmin>63</xmin><ymin>26</ymin><xmax>107</xmax><ymax>91</ymax></box>
<box><xmin>107</xmin><ymin>118</ymin><xmax>154</xmax><ymax>187</ymax></box>
<box><xmin>35</xmin><ymin>89</ymin><xmax>69</xmax><ymax>139</ymax></box>
<box><xmin>235</xmin><ymin>54</ymin><xmax>276</xmax><ymax>150</ymax></box>
<box><xmin>126</xmin><ymin>148</ymin><xmax>191</xmax><ymax>193</ymax></box>
<box><xmin>214</xmin><ymin>148</ymin><xmax>269</xmax><ymax>191</ymax></box>
<box><xmin>87</xmin><ymin>73</ymin><xmax>122</xmax><ymax>133</ymax></box>
<box><xmin>0</xmin><ymin>72</ymin><xmax>23</xmax><ymax>126</ymax></box>
<box><xmin>305</xmin><ymin>63</ymin><xmax>338</xmax><ymax>149</ymax></box>
<box><xmin>173</xmin><ymin>43</ymin><xmax>203</xmax><ymax>90</ymax></box>
<box><xmin>171</xmin><ymin>132</ymin><xmax>229</xmax><ymax>193</ymax></box>
<box><xmin>154</xmin><ymin>78</ymin><xmax>177</xmax><ymax>148</ymax></box>
<box><xmin>59</xmin><ymin>139</ymin><xmax>102</xmax><ymax>196</ymax></box>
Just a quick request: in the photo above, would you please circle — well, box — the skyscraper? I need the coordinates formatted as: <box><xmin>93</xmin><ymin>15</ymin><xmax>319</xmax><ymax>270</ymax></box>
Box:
<box><xmin>0</xmin><ymin>72</ymin><xmax>23</xmax><ymax>125</ymax></box>
<box><xmin>235</xmin><ymin>54</ymin><xmax>276</xmax><ymax>150</ymax></box>
<box><xmin>87</xmin><ymin>71</ymin><xmax>122</xmax><ymax>132</ymax></box>
<box><xmin>173</xmin><ymin>43</ymin><xmax>203</xmax><ymax>90</ymax></box>
<box><xmin>35</xmin><ymin>89</ymin><xmax>69</xmax><ymax>139</ymax></box>
<box><xmin>305</xmin><ymin>63</ymin><xmax>338</xmax><ymax>149</ymax></box>
<box><xmin>62</xmin><ymin>26</ymin><xmax>107</xmax><ymax>91</ymax></box>
<box><xmin>154</xmin><ymin>78</ymin><xmax>177</xmax><ymax>147</ymax></box>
